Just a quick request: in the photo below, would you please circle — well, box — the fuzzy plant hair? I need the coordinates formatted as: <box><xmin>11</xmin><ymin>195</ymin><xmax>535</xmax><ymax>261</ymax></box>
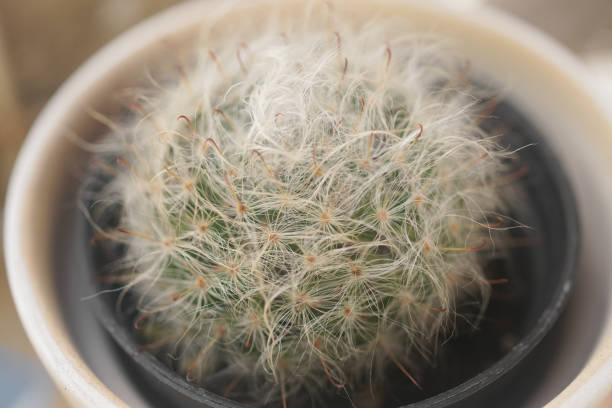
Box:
<box><xmin>85</xmin><ymin>8</ymin><xmax>518</xmax><ymax>407</ymax></box>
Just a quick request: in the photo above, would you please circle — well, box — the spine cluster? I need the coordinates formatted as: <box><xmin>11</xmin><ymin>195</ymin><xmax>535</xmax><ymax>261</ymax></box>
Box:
<box><xmin>88</xmin><ymin>11</ymin><xmax>515</xmax><ymax>405</ymax></box>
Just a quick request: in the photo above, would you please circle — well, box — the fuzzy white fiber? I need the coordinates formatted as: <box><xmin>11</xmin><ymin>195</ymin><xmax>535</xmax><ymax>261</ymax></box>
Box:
<box><xmin>87</xmin><ymin>7</ymin><xmax>516</xmax><ymax>406</ymax></box>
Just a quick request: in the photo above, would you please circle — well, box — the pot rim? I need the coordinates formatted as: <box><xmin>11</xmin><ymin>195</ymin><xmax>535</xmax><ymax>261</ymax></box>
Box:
<box><xmin>4</xmin><ymin>0</ymin><xmax>612</xmax><ymax>407</ymax></box>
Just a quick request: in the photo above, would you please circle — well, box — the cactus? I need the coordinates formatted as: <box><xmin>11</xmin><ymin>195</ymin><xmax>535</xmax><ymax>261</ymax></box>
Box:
<box><xmin>87</xmin><ymin>11</ymin><xmax>516</xmax><ymax>406</ymax></box>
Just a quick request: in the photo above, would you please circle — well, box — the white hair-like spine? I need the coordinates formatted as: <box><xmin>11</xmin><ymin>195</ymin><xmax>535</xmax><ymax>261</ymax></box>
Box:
<box><xmin>87</xmin><ymin>11</ymin><xmax>515</xmax><ymax>405</ymax></box>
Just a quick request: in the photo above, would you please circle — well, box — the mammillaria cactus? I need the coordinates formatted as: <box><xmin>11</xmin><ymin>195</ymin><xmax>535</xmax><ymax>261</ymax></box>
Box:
<box><xmin>87</xmin><ymin>11</ymin><xmax>517</xmax><ymax>406</ymax></box>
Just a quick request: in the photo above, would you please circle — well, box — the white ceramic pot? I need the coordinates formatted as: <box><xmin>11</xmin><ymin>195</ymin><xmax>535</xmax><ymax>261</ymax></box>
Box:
<box><xmin>5</xmin><ymin>0</ymin><xmax>612</xmax><ymax>406</ymax></box>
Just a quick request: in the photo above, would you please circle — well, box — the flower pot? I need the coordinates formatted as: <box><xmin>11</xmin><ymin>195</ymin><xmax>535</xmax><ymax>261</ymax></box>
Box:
<box><xmin>89</xmin><ymin>96</ymin><xmax>578</xmax><ymax>407</ymax></box>
<box><xmin>5</xmin><ymin>0</ymin><xmax>612</xmax><ymax>407</ymax></box>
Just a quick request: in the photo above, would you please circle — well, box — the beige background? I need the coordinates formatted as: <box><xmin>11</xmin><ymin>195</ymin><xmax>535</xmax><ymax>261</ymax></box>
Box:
<box><xmin>1</xmin><ymin>0</ymin><xmax>611</xmax><ymax>406</ymax></box>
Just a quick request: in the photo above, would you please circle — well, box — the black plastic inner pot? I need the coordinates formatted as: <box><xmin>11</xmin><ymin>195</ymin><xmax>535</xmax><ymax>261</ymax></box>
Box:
<box><xmin>89</xmin><ymin>100</ymin><xmax>579</xmax><ymax>408</ymax></box>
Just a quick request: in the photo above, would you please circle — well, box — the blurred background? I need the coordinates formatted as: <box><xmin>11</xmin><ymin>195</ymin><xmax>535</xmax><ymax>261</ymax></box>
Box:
<box><xmin>0</xmin><ymin>0</ymin><xmax>611</xmax><ymax>406</ymax></box>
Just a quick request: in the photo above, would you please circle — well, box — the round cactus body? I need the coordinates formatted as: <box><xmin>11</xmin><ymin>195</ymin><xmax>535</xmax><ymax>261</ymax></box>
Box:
<box><xmin>88</xmin><ymin>14</ymin><xmax>514</xmax><ymax>405</ymax></box>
